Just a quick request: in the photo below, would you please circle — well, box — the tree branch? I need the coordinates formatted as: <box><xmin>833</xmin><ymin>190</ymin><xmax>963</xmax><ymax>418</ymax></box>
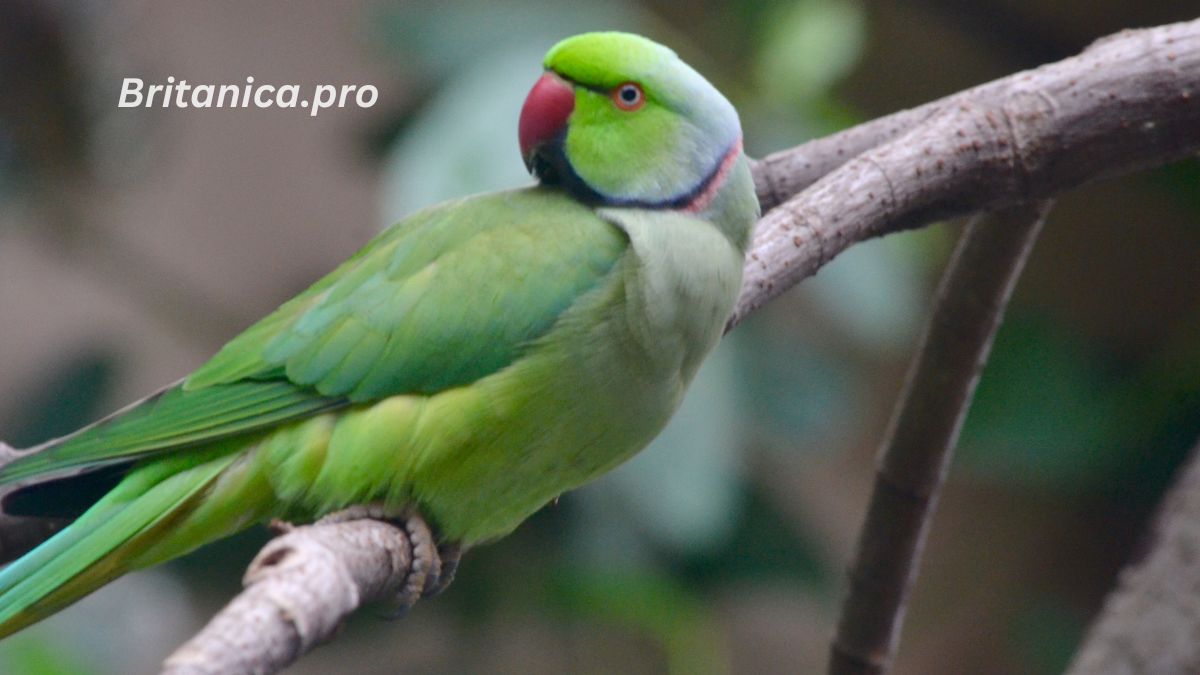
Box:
<box><xmin>828</xmin><ymin>202</ymin><xmax>1051</xmax><ymax>674</ymax></box>
<box><xmin>161</xmin><ymin>518</ymin><xmax>414</xmax><ymax>675</ymax></box>
<box><xmin>0</xmin><ymin>17</ymin><xmax>1193</xmax><ymax>675</ymax></box>
<box><xmin>1065</xmin><ymin>438</ymin><xmax>1200</xmax><ymax>674</ymax></box>
<box><xmin>731</xmin><ymin>18</ymin><xmax>1199</xmax><ymax>327</ymax></box>
<box><xmin>161</xmin><ymin>506</ymin><xmax>457</xmax><ymax>675</ymax></box>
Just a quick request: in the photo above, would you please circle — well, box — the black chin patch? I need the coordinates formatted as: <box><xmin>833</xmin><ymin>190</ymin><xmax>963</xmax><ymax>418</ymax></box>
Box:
<box><xmin>531</xmin><ymin>132</ymin><xmax>609</xmax><ymax>206</ymax></box>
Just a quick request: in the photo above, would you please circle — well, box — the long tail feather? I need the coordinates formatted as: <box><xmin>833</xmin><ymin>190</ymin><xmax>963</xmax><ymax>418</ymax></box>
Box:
<box><xmin>0</xmin><ymin>450</ymin><xmax>241</xmax><ymax>637</ymax></box>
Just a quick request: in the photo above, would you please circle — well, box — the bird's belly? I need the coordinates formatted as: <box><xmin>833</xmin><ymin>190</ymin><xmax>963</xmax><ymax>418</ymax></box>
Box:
<box><xmin>400</xmin><ymin>319</ymin><xmax>693</xmax><ymax>545</ymax></box>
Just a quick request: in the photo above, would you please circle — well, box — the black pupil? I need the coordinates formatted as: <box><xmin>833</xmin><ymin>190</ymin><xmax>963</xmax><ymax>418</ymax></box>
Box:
<box><xmin>621</xmin><ymin>86</ymin><xmax>638</xmax><ymax>103</ymax></box>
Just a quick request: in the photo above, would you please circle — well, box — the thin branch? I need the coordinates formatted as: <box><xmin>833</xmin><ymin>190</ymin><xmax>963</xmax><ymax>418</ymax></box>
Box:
<box><xmin>828</xmin><ymin>202</ymin><xmax>1052</xmax><ymax>675</ymax></box>
<box><xmin>1066</xmin><ymin>439</ymin><xmax>1200</xmax><ymax>674</ymax></box>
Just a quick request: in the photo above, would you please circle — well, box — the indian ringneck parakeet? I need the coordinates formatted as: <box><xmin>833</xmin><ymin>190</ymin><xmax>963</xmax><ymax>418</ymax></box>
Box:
<box><xmin>0</xmin><ymin>31</ymin><xmax>758</xmax><ymax>636</ymax></box>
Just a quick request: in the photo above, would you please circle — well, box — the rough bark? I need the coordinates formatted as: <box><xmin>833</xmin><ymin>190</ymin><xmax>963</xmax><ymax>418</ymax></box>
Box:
<box><xmin>161</xmin><ymin>507</ymin><xmax>454</xmax><ymax>675</ymax></box>
<box><xmin>730</xmin><ymin>18</ymin><xmax>1200</xmax><ymax>327</ymax></box>
<box><xmin>1066</xmin><ymin>441</ymin><xmax>1200</xmax><ymax>675</ymax></box>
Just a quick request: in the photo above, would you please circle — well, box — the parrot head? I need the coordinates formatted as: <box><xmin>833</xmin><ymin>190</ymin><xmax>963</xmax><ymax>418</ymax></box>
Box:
<box><xmin>519</xmin><ymin>32</ymin><xmax>743</xmax><ymax>210</ymax></box>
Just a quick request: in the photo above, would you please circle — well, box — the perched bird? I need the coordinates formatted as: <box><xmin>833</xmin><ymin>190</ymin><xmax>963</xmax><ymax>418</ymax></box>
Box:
<box><xmin>0</xmin><ymin>31</ymin><xmax>758</xmax><ymax>636</ymax></box>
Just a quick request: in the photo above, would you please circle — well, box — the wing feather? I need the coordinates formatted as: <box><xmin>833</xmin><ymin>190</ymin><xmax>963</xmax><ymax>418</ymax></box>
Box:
<box><xmin>191</xmin><ymin>187</ymin><xmax>628</xmax><ymax>400</ymax></box>
<box><xmin>1</xmin><ymin>188</ymin><xmax>627</xmax><ymax>485</ymax></box>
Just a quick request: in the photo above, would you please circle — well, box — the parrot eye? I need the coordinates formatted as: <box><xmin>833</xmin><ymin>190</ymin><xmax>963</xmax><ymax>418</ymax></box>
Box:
<box><xmin>612</xmin><ymin>82</ymin><xmax>645</xmax><ymax>111</ymax></box>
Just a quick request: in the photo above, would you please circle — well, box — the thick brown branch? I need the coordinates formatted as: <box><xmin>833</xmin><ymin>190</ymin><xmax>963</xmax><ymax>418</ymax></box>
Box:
<box><xmin>732</xmin><ymin>18</ymin><xmax>1200</xmax><ymax>327</ymax></box>
<box><xmin>751</xmin><ymin>20</ymin><xmax>1200</xmax><ymax>213</ymax></box>
<box><xmin>1066</xmin><ymin>439</ymin><xmax>1200</xmax><ymax>674</ymax></box>
<box><xmin>829</xmin><ymin>202</ymin><xmax>1051</xmax><ymax>675</ymax></box>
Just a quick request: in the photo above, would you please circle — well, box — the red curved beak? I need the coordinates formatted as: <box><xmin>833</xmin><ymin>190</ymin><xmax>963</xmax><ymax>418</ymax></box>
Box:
<box><xmin>519</xmin><ymin>72</ymin><xmax>575</xmax><ymax>171</ymax></box>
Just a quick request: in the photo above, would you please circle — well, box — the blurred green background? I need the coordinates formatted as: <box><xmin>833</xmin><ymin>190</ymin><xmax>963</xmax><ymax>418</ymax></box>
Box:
<box><xmin>1</xmin><ymin>1</ymin><xmax>1198</xmax><ymax>673</ymax></box>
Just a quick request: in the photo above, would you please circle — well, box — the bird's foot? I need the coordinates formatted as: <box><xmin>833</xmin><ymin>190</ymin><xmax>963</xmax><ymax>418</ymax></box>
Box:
<box><xmin>427</xmin><ymin>541</ymin><xmax>462</xmax><ymax>598</ymax></box>
<box><xmin>311</xmin><ymin>504</ymin><xmax>461</xmax><ymax>619</ymax></box>
<box><xmin>382</xmin><ymin>513</ymin><xmax>462</xmax><ymax>618</ymax></box>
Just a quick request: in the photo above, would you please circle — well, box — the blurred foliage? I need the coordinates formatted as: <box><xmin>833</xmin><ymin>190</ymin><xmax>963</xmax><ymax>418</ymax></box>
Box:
<box><xmin>1</xmin><ymin>1</ymin><xmax>1199</xmax><ymax>674</ymax></box>
<box><xmin>736</xmin><ymin>315</ymin><xmax>856</xmax><ymax>445</ymax></box>
<box><xmin>962</xmin><ymin>312</ymin><xmax>1200</xmax><ymax>501</ymax></box>
<box><xmin>961</xmin><ymin>314</ymin><xmax>1135</xmax><ymax>490</ymax></box>
<box><xmin>1012</xmin><ymin>599</ymin><xmax>1085</xmax><ymax>675</ymax></box>
<box><xmin>1153</xmin><ymin>158</ymin><xmax>1200</xmax><ymax>213</ymax></box>
<box><xmin>755</xmin><ymin>0</ymin><xmax>866</xmax><ymax>108</ymax></box>
<box><xmin>550</xmin><ymin>567</ymin><xmax>727</xmax><ymax>675</ymax></box>
<box><xmin>676</xmin><ymin>485</ymin><xmax>833</xmax><ymax>592</ymax></box>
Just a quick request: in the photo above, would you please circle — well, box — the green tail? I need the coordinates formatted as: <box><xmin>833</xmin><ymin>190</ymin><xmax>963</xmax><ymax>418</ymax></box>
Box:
<box><xmin>0</xmin><ymin>450</ymin><xmax>240</xmax><ymax>637</ymax></box>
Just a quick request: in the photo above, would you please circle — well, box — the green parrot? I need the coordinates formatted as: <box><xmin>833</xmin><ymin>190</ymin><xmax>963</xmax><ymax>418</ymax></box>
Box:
<box><xmin>0</xmin><ymin>31</ymin><xmax>758</xmax><ymax>636</ymax></box>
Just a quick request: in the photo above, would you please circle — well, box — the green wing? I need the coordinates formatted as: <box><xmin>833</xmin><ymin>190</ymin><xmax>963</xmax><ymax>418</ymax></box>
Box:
<box><xmin>188</xmin><ymin>187</ymin><xmax>627</xmax><ymax>400</ymax></box>
<box><xmin>0</xmin><ymin>187</ymin><xmax>626</xmax><ymax>484</ymax></box>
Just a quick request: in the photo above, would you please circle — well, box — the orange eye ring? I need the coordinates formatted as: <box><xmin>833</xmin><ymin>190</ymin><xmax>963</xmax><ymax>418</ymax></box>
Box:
<box><xmin>612</xmin><ymin>82</ymin><xmax>645</xmax><ymax>111</ymax></box>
